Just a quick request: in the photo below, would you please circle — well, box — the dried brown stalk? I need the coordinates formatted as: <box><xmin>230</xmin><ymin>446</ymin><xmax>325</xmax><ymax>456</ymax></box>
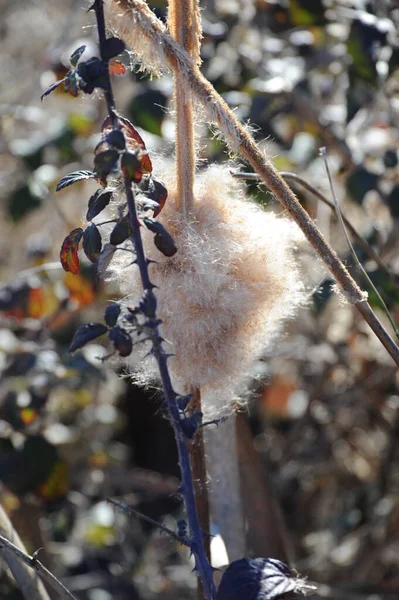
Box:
<box><xmin>105</xmin><ymin>0</ymin><xmax>399</xmax><ymax>366</ymax></box>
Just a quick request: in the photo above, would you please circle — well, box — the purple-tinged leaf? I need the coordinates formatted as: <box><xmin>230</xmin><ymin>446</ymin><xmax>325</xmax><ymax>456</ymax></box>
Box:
<box><xmin>83</xmin><ymin>224</ymin><xmax>102</xmax><ymax>263</ymax></box>
<box><xmin>56</xmin><ymin>170</ymin><xmax>96</xmax><ymax>192</ymax></box>
<box><xmin>69</xmin><ymin>323</ymin><xmax>108</xmax><ymax>353</ymax></box>
<box><xmin>86</xmin><ymin>188</ymin><xmax>113</xmax><ymax>221</ymax></box>
<box><xmin>216</xmin><ymin>558</ymin><xmax>316</xmax><ymax>600</ymax></box>
<box><xmin>104</xmin><ymin>304</ymin><xmax>121</xmax><ymax>327</ymax></box>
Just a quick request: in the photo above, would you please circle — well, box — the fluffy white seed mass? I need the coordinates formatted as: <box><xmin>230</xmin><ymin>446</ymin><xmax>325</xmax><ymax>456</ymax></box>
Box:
<box><xmin>111</xmin><ymin>165</ymin><xmax>306</xmax><ymax>415</ymax></box>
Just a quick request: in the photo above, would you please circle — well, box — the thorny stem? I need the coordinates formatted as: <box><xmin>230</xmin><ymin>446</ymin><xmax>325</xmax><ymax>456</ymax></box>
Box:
<box><xmin>107</xmin><ymin>498</ymin><xmax>191</xmax><ymax>547</ymax></box>
<box><xmin>93</xmin><ymin>3</ymin><xmax>216</xmax><ymax>599</ymax></box>
<box><xmin>105</xmin><ymin>0</ymin><xmax>399</xmax><ymax>367</ymax></box>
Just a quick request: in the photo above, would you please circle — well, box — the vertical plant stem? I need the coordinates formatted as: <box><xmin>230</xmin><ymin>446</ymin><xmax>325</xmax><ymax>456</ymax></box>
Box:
<box><xmin>168</xmin><ymin>0</ymin><xmax>199</xmax><ymax>218</ymax></box>
<box><xmin>92</xmin><ymin>2</ymin><xmax>216</xmax><ymax>598</ymax></box>
<box><xmin>189</xmin><ymin>387</ymin><xmax>211</xmax><ymax>565</ymax></box>
<box><xmin>169</xmin><ymin>4</ymin><xmax>212</xmax><ymax>597</ymax></box>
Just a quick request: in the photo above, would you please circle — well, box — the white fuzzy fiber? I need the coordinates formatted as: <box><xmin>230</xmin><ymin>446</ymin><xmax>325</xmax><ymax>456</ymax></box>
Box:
<box><xmin>111</xmin><ymin>165</ymin><xmax>306</xmax><ymax>416</ymax></box>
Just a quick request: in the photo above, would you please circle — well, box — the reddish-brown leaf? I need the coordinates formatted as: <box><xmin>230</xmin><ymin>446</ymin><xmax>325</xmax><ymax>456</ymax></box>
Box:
<box><xmin>109</xmin><ymin>60</ymin><xmax>126</xmax><ymax>75</ymax></box>
<box><xmin>60</xmin><ymin>228</ymin><xmax>84</xmax><ymax>274</ymax></box>
<box><xmin>102</xmin><ymin>116</ymin><xmax>152</xmax><ymax>173</ymax></box>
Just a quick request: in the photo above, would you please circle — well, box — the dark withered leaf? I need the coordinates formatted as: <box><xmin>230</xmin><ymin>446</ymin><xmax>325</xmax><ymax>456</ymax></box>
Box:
<box><xmin>110</xmin><ymin>216</ymin><xmax>131</xmax><ymax>245</ymax></box>
<box><xmin>41</xmin><ymin>78</ymin><xmax>66</xmax><ymax>101</ymax></box>
<box><xmin>143</xmin><ymin>218</ymin><xmax>177</xmax><ymax>257</ymax></box>
<box><xmin>104</xmin><ymin>304</ymin><xmax>121</xmax><ymax>327</ymax></box>
<box><xmin>106</xmin><ymin>130</ymin><xmax>126</xmax><ymax>150</ymax></box>
<box><xmin>94</xmin><ymin>150</ymin><xmax>119</xmax><ymax>185</ymax></box>
<box><xmin>69</xmin><ymin>323</ymin><xmax>108</xmax><ymax>352</ymax></box>
<box><xmin>144</xmin><ymin>177</ymin><xmax>168</xmax><ymax>216</ymax></box>
<box><xmin>56</xmin><ymin>170</ymin><xmax>96</xmax><ymax>192</ymax></box>
<box><xmin>216</xmin><ymin>558</ymin><xmax>314</xmax><ymax>600</ymax></box>
<box><xmin>83</xmin><ymin>224</ymin><xmax>102</xmax><ymax>263</ymax></box>
<box><xmin>86</xmin><ymin>188</ymin><xmax>113</xmax><ymax>221</ymax></box>
<box><xmin>102</xmin><ymin>37</ymin><xmax>126</xmax><ymax>61</ymax></box>
<box><xmin>109</xmin><ymin>326</ymin><xmax>133</xmax><ymax>357</ymax></box>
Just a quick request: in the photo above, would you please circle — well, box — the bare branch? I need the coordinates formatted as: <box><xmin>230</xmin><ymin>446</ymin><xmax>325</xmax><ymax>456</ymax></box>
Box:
<box><xmin>0</xmin><ymin>528</ymin><xmax>77</xmax><ymax>600</ymax></box>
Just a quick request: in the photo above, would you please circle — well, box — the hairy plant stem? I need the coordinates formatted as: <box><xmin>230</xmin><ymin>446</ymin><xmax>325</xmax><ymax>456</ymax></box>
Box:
<box><xmin>93</xmin><ymin>2</ymin><xmax>216</xmax><ymax>598</ymax></box>
<box><xmin>168</xmin><ymin>0</ymin><xmax>199</xmax><ymax>218</ymax></box>
<box><xmin>169</xmin><ymin>4</ymin><xmax>212</xmax><ymax>595</ymax></box>
<box><xmin>105</xmin><ymin>0</ymin><xmax>399</xmax><ymax>366</ymax></box>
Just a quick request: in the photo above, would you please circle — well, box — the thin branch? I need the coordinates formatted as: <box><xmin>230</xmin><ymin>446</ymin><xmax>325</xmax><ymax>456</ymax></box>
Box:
<box><xmin>105</xmin><ymin>0</ymin><xmax>399</xmax><ymax>367</ymax></box>
<box><xmin>0</xmin><ymin>505</ymin><xmax>50</xmax><ymax>600</ymax></box>
<box><xmin>0</xmin><ymin>532</ymin><xmax>77</xmax><ymax>600</ymax></box>
<box><xmin>232</xmin><ymin>169</ymin><xmax>399</xmax><ymax>290</ymax></box>
<box><xmin>320</xmin><ymin>147</ymin><xmax>399</xmax><ymax>341</ymax></box>
<box><xmin>107</xmin><ymin>497</ymin><xmax>190</xmax><ymax>546</ymax></box>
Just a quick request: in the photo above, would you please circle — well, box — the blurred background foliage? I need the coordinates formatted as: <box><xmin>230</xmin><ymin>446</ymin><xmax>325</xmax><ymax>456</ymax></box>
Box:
<box><xmin>0</xmin><ymin>0</ymin><xmax>399</xmax><ymax>599</ymax></box>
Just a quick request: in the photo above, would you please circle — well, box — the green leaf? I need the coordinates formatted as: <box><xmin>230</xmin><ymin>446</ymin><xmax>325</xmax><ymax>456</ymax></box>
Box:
<box><xmin>64</xmin><ymin>71</ymin><xmax>79</xmax><ymax>97</ymax></box>
<box><xmin>70</xmin><ymin>45</ymin><xmax>87</xmax><ymax>67</ymax></box>
<box><xmin>83</xmin><ymin>224</ymin><xmax>102</xmax><ymax>263</ymax></box>
<box><xmin>60</xmin><ymin>228</ymin><xmax>84</xmax><ymax>274</ymax></box>
<box><xmin>69</xmin><ymin>323</ymin><xmax>108</xmax><ymax>352</ymax></box>
<box><xmin>110</xmin><ymin>216</ymin><xmax>131</xmax><ymax>245</ymax></box>
<box><xmin>121</xmin><ymin>151</ymin><xmax>143</xmax><ymax>183</ymax></box>
<box><xmin>56</xmin><ymin>170</ymin><xmax>96</xmax><ymax>192</ymax></box>
<box><xmin>86</xmin><ymin>188</ymin><xmax>113</xmax><ymax>221</ymax></box>
<box><xmin>94</xmin><ymin>149</ymin><xmax>119</xmax><ymax>185</ymax></box>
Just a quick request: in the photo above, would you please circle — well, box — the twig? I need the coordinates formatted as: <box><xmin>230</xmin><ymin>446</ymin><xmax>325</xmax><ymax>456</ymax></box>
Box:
<box><xmin>0</xmin><ymin>505</ymin><xmax>50</xmax><ymax>600</ymax></box>
<box><xmin>92</xmin><ymin>3</ymin><xmax>216</xmax><ymax>598</ymax></box>
<box><xmin>105</xmin><ymin>0</ymin><xmax>399</xmax><ymax>367</ymax></box>
<box><xmin>320</xmin><ymin>147</ymin><xmax>399</xmax><ymax>341</ymax></box>
<box><xmin>0</xmin><ymin>531</ymin><xmax>77</xmax><ymax>600</ymax></box>
<box><xmin>232</xmin><ymin>169</ymin><xmax>399</xmax><ymax>290</ymax></box>
<box><xmin>107</xmin><ymin>497</ymin><xmax>190</xmax><ymax>546</ymax></box>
